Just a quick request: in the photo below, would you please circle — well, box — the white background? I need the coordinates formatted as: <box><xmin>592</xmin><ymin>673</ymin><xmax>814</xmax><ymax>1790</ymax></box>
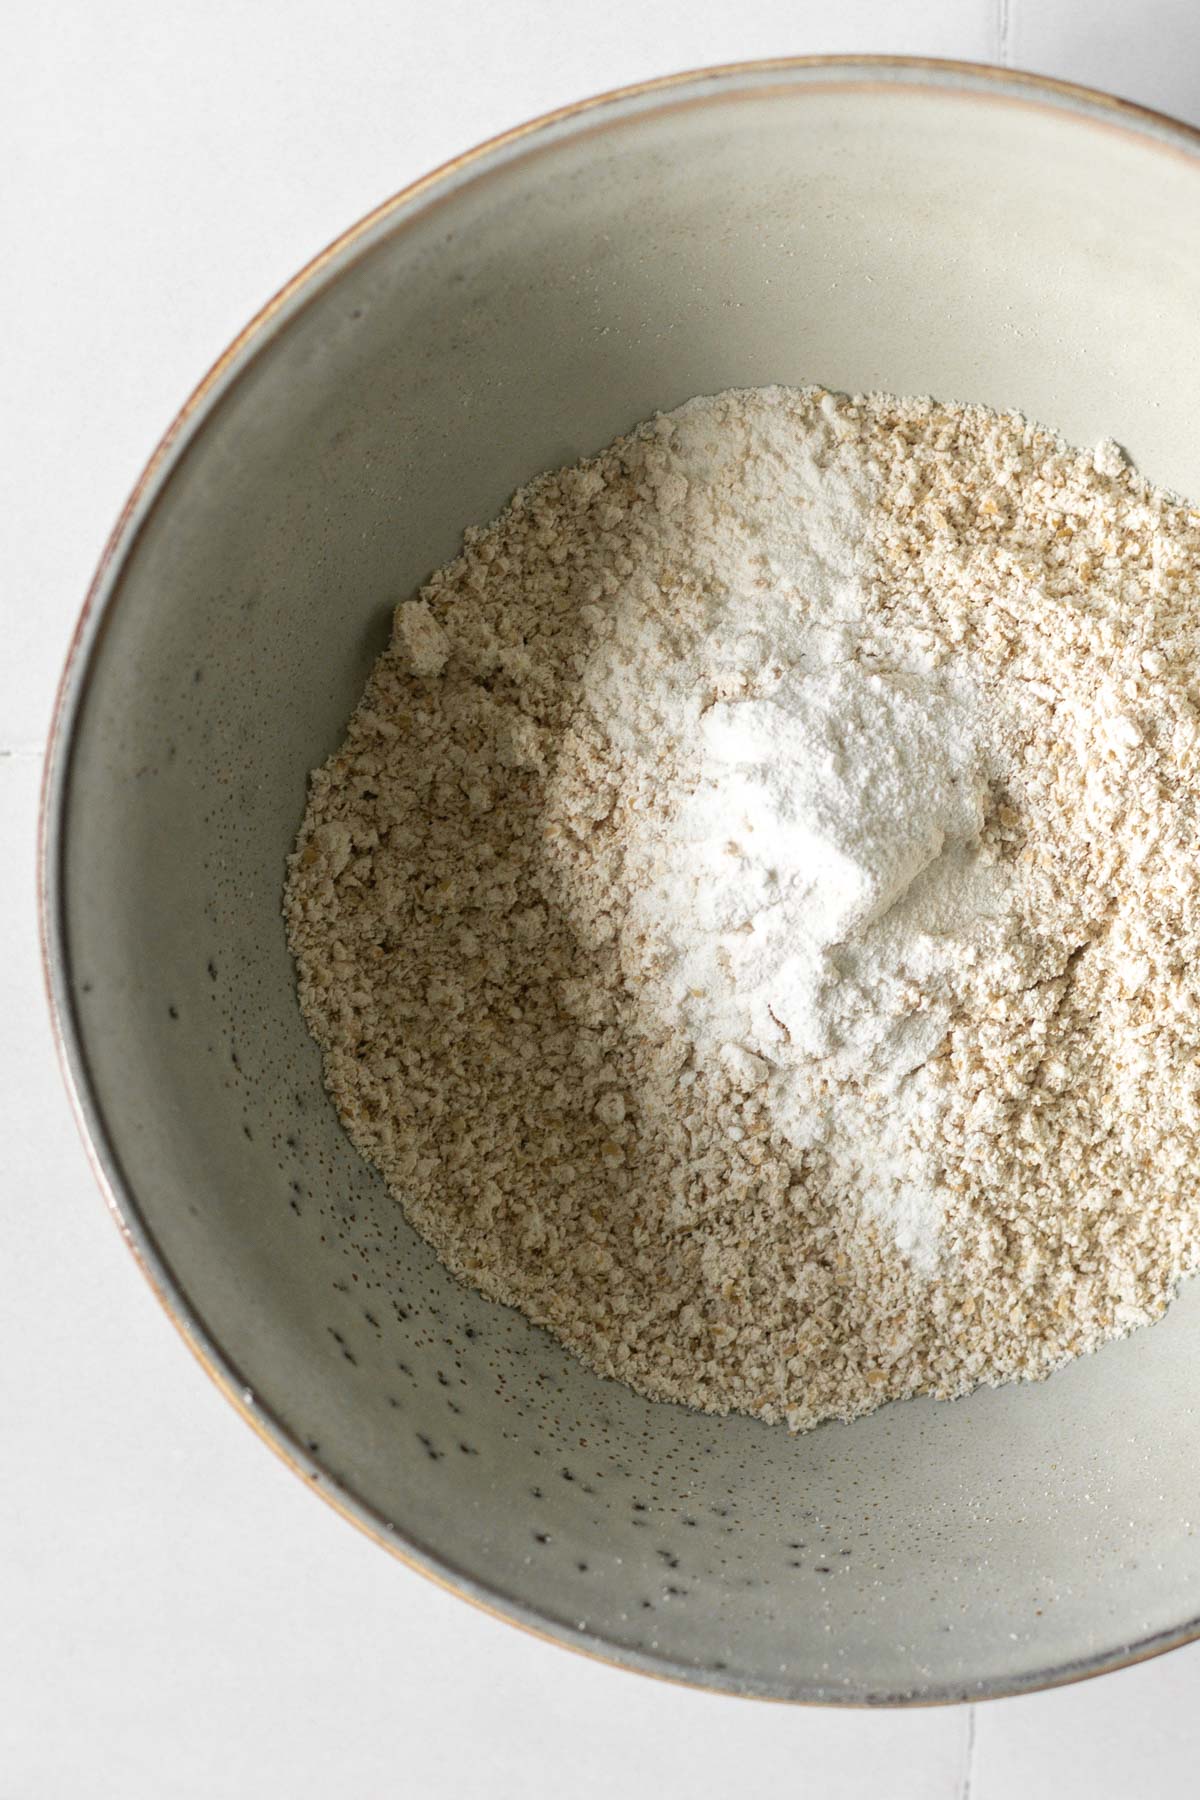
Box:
<box><xmin>5</xmin><ymin>3</ymin><xmax>1200</xmax><ymax>1794</ymax></box>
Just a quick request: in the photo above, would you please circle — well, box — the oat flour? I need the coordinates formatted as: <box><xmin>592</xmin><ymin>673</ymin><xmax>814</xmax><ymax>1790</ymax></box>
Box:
<box><xmin>286</xmin><ymin>386</ymin><xmax>1200</xmax><ymax>1430</ymax></box>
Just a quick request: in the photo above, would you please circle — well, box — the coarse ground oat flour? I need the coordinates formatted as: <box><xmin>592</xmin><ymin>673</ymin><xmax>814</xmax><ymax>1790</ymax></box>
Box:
<box><xmin>286</xmin><ymin>385</ymin><xmax>1200</xmax><ymax>1430</ymax></box>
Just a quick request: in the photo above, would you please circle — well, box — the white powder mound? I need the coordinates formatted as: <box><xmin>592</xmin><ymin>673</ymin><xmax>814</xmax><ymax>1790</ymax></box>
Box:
<box><xmin>286</xmin><ymin>384</ymin><xmax>1200</xmax><ymax>1431</ymax></box>
<box><xmin>548</xmin><ymin>395</ymin><xmax>1014</xmax><ymax>1269</ymax></box>
<box><xmin>570</xmin><ymin>403</ymin><xmax>1002</xmax><ymax>1266</ymax></box>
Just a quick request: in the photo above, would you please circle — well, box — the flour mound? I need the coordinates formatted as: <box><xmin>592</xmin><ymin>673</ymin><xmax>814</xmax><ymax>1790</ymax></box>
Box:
<box><xmin>286</xmin><ymin>385</ymin><xmax>1200</xmax><ymax>1430</ymax></box>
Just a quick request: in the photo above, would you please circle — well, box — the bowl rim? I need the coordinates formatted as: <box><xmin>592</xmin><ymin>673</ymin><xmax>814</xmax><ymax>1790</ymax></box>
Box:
<box><xmin>39</xmin><ymin>52</ymin><xmax>1200</xmax><ymax>1708</ymax></box>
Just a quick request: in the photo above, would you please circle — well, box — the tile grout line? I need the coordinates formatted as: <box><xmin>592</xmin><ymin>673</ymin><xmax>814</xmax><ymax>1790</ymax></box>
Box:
<box><xmin>995</xmin><ymin>0</ymin><xmax>1013</xmax><ymax>66</ymax></box>
<box><xmin>960</xmin><ymin>1704</ymin><xmax>978</xmax><ymax>1800</ymax></box>
<box><xmin>0</xmin><ymin>747</ymin><xmax>46</xmax><ymax>760</ymax></box>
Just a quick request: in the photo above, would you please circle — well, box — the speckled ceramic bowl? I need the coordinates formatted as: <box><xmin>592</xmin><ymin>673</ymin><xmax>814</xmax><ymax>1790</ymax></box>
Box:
<box><xmin>42</xmin><ymin>58</ymin><xmax>1200</xmax><ymax>1704</ymax></box>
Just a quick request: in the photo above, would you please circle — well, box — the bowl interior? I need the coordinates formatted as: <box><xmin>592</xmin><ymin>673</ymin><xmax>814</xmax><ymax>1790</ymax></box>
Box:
<box><xmin>52</xmin><ymin>65</ymin><xmax>1200</xmax><ymax>1702</ymax></box>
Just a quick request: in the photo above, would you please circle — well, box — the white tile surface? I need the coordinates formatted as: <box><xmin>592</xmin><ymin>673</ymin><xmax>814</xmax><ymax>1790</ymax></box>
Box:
<box><xmin>7</xmin><ymin>2</ymin><xmax>1200</xmax><ymax>1794</ymax></box>
<box><xmin>1010</xmin><ymin>0</ymin><xmax>1200</xmax><ymax>125</ymax></box>
<box><xmin>974</xmin><ymin>1640</ymin><xmax>1200</xmax><ymax>1800</ymax></box>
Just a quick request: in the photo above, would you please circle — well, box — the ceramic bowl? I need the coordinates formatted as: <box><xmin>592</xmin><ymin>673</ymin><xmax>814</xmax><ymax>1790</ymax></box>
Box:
<box><xmin>42</xmin><ymin>57</ymin><xmax>1200</xmax><ymax>1703</ymax></box>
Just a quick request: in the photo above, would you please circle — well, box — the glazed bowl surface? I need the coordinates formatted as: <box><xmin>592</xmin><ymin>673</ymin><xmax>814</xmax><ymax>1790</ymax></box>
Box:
<box><xmin>43</xmin><ymin>57</ymin><xmax>1200</xmax><ymax>1703</ymax></box>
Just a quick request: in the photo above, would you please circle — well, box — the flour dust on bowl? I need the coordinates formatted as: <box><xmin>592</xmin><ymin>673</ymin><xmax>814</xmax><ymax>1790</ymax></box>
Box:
<box><xmin>42</xmin><ymin>59</ymin><xmax>1200</xmax><ymax>1704</ymax></box>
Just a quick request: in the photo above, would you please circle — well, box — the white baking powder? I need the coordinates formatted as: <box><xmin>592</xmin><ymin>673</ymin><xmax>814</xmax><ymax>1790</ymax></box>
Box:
<box><xmin>566</xmin><ymin>395</ymin><xmax>1019</xmax><ymax>1266</ymax></box>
